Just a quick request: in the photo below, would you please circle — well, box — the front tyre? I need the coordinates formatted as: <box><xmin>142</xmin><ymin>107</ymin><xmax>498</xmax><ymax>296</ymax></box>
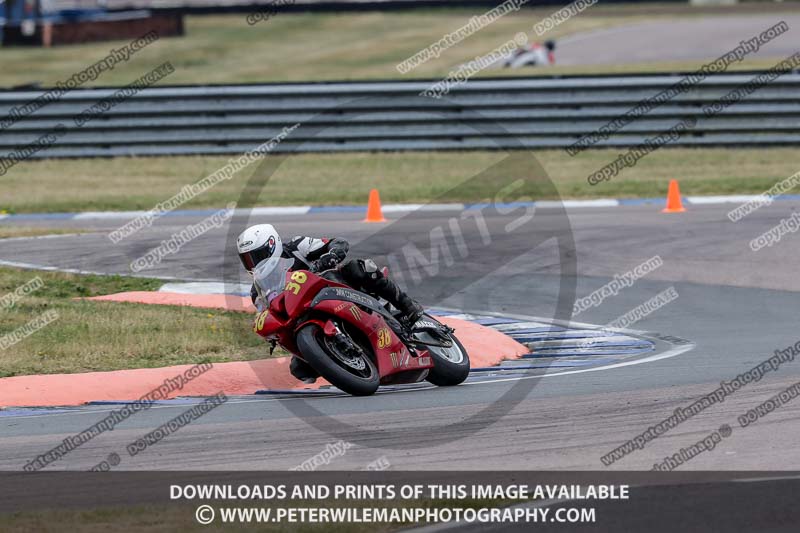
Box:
<box><xmin>296</xmin><ymin>324</ymin><xmax>380</xmax><ymax>396</ymax></box>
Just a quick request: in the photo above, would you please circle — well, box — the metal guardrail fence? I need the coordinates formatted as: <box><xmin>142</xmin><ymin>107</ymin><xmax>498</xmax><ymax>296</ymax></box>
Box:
<box><xmin>1</xmin><ymin>72</ymin><xmax>799</xmax><ymax>159</ymax></box>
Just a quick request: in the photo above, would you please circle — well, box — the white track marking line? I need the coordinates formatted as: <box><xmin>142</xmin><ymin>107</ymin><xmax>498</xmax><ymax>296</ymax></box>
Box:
<box><xmin>0</xmin><ymin>259</ymin><xmax>218</xmax><ymax>282</ymax></box>
<box><xmin>462</xmin><ymin>343</ymin><xmax>694</xmax><ymax>386</ymax></box>
<box><xmin>248</xmin><ymin>206</ymin><xmax>310</xmax><ymax>216</ymax></box>
<box><xmin>6</xmin><ymin>194</ymin><xmax>800</xmax><ymax>227</ymax></box>
<box><xmin>686</xmin><ymin>195</ymin><xmax>766</xmax><ymax>205</ymax></box>
<box><xmin>539</xmin><ymin>199</ymin><xmax>619</xmax><ymax>208</ymax></box>
<box><xmin>3</xmin><ymin>343</ymin><xmax>690</xmax><ymax>420</ymax></box>
<box><xmin>381</xmin><ymin>204</ymin><xmax>424</xmax><ymax>212</ymax></box>
<box><xmin>0</xmin><ymin>233</ymin><xmax>90</xmax><ymax>242</ymax></box>
<box><xmin>733</xmin><ymin>475</ymin><xmax>800</xmax><ymax>483</ymax></box>
<box><xmin>72</xmin><ymin>211</ymin><xmax>149</xmax><ymax>220</ymax></box>
<box><xmin>0</xmin><ymin>309</ymin><xmax>691</xmax><ymax>419</ymax></box>
<box><xmin>434</xmin><ymin>307</ymin><xmax>694</xmax><ymax>382</ymax></box>
<box><xmin>157</xmin><ymin>281</ymin><xmax>252</xmax><ymax>295</ymax></box>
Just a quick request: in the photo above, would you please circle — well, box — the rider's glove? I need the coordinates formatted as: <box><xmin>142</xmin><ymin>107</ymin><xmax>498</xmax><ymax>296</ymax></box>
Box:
<box><xmin>328</xmin><ymin>247</ymin><xmax>347</xmax><ymax>263</ymax></box>
<box><xmin>313</xmin><ymin>252</ymin><xmax>339</xmax><ymax>272</ymax></box>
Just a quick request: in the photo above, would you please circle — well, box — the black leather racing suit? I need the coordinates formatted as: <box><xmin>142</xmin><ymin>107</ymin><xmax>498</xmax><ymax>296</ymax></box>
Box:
<box><xmin>249</xmin><ymin>235</ymin><xmax>423</xmax><ymax>382</ymax></box>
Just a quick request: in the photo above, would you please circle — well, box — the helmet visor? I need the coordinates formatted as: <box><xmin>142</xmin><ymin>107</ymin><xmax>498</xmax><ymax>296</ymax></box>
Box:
<box><xmin>238</xmin><ymin>236</ymin><xmax>278</xmax><ymax>272</ymax></box>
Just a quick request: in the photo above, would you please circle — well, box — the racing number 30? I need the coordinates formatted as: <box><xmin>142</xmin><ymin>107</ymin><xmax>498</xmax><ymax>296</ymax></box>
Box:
<box><xmin>285</xmin><ymin>271</ymin><xmax>307</xmax><ymax>295</ymax></box>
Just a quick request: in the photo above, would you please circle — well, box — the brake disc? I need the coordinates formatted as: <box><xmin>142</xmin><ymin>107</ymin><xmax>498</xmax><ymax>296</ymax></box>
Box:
<box><xmin>324</xmin><ymin>334</ymin><xmax>367</xmax><ymax>371</ymax></box>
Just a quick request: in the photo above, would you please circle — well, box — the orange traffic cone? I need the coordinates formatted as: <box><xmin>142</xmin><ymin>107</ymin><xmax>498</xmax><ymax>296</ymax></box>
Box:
<box><xmin>662</xmin><ymin>179</ymin><xmax>686</xmax><ymax>213</ymax></box>
<box><xmin>363</xmin><ymin>188</ymin><xmax>387</xmax><ymax>223</ymax></box>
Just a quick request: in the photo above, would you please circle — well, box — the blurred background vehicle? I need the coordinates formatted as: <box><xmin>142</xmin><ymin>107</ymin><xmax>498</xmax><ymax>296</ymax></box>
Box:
<box><xmin>502</xmin><ymin>40</ymin><xmax>556</xmax><ymax>68</ymax></box>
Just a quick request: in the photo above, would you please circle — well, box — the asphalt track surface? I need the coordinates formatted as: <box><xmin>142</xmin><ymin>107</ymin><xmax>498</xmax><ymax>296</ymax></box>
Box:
<box><xmin>1</xmin><ymin>199</ymin><xmax>800</xmax><ymax>471</ymax></box>
<box><xmin>557</xmin><ymin>14</ymin><xmax>800</xmax><ymax>67</ymax></box>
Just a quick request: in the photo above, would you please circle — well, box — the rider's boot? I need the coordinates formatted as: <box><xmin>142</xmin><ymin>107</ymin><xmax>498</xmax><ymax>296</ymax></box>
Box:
<box><xmin>290</xmin><ymin>356</ymin><xmax>319</xmax><ymax>384</ymax></box>
<box><xmin>395</xmin><ymin>293</ymin><xmax>424</xmax><ymax>329</ymax></box>
<box><xmin>371</xmin><ymin>276</ymin><xmax>424</xmax><ymax>328</ymax></box>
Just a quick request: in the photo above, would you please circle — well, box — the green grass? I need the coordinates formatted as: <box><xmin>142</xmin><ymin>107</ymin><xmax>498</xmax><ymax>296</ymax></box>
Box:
<box><xmin>0</xmin><ymin>226</ymin><xmax>89</xmax><ymax>239</ymax></box>
<box><xmin>0</xmin><ymin>5</ymin><xmax>791</xmax><ymax>87</ymax></box>
<box><xmin>2</xmin><ymin>148</ymin><xmax>799</xmax><ymax>214</ymax></box>
<box><xmin>1</xmin><ymin>6</ymin><xmax>796</xmax><ymax>376</ymax></box>
<box><xmin>0</xmin><ymin>267</ymin><xmax>273</xmax><ymax>377</ymax></box>
<box><xmin>2</xmin><ymin>7</ymin><xmax>795</xmax><ymax>214</ymax></box>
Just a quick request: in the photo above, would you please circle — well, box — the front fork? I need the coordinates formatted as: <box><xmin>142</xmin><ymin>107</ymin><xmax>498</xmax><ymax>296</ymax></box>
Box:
<box><xmin>296</xmin><ymin>317</ymin><xmax>359</xmax><ymax>355</ymax></box>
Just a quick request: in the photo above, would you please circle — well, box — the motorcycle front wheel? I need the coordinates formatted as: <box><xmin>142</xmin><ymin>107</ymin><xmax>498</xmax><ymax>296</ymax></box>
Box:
<box><xmin>296</xmin><ymin>323</ymin><xmax>380</xmax><ymax>396</ymax></box>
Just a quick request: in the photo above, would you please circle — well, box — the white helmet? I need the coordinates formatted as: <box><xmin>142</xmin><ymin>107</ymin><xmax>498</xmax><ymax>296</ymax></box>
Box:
<box><xmin>236</xmin><ymin>224</ymin><xmax>283</xmax><ymax>273</ymax></box>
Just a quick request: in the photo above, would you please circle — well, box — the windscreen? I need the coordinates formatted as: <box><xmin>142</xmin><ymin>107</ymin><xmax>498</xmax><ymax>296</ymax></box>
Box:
<box><xmin>252</xmin><ymin>256</ymin><xmax>294</xmax><ymax>304</ymax></box>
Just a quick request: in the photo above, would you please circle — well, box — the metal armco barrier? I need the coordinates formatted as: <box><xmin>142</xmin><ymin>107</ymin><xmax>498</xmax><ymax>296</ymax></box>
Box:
<box><xmin>1</xmin><ymin>71</ymin><xmax>799</xmax><ymax>159</ymax></box>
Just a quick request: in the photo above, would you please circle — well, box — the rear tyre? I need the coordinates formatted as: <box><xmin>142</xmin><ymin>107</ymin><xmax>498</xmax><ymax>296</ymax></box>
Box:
<box><xmin>426</xmin><ymin>335</ymin><xmax>470</xmax><ymax>386</ymax></box>
<box><xmin>415</xmin><ymin>316</ymin><xmax>470</xmax><ymax>387</ymax></box>
<box><xmin>296</xmin><ymin>324</ymin><xmax>380</xmax><ymax>396</ymax></box>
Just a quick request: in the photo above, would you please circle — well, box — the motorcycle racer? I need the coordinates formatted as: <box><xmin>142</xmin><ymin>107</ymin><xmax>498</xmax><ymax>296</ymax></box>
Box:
<box><xmin>236</xmin><ymin>224</ymin><xmax>424</xmax><ymax>383</ymax></box>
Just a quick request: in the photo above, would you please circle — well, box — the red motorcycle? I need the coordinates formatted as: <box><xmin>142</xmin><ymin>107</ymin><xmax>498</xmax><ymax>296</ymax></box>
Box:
<box><xmin>251</xmin><ymin>257</ymin><xmax>470</xmax><ymax>396</ymax></box>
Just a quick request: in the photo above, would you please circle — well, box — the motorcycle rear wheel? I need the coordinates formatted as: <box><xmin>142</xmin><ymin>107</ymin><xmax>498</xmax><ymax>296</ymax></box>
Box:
<box><xmin>415</xmin><ymin>315</ymin><xmax>471</xmax><ymax>387</ymax></box>
<box><xmin>296</xmin><ymin>324</ymin><xmax>380</xmax><ymax>396</ymax></box>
